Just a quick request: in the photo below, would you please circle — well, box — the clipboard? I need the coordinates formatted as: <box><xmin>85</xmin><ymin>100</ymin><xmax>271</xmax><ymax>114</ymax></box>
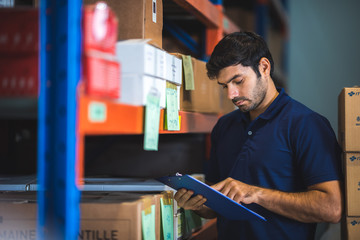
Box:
<box><xmin>156</xmin><ymin>173</ymin><xmax>266</xmax><ymax>221</ymax></box>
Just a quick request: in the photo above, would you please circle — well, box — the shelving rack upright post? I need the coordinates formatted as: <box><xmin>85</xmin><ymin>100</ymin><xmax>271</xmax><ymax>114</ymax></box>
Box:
<box><xmin>38</xmin><ymin>0</ymin><xmax>82</xmax><ymax>239</ymax></box>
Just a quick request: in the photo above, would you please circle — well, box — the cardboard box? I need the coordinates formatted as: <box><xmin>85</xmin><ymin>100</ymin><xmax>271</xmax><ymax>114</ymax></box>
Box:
<box><xmin>116</xmin><ymin>40</ymin><xmax>157</xmax><ymax>77</ymax></box>
<box><xmin>118</xmin><ymin>74</ymin><xmax>166</xmax><ymax>109</ymax></box>
<box><xmin>165</xmin><ymin>53</ymin><xmax>182</xmax><ymax>86</ymax></box>
<box><xmin>173</xmin><ymin>197</ymin><xmax>185</xmax><ymax>240</ymax></box>
<box><xmin>344</xmin><ymin>217</ymin><xmax>360</xmax><ymax>240</ymax></box>
<box><xmin>80</xmin><ymin>196</ymin><xmax>144</xmax><ymax>240</ymax></box>
<box><xmin>338</xmin><ymin>87</ymin><xmax>360</xmax><ymax>151</ymax></box>
<box><xmin>0</xmin><ymin>192</ymin><xmax>163</xmax><ymax>240</ymax></box>
<box><xmin>116</xmin><ymin>40</ymin><xmax>182</xmax><ymax>85</ymax></box>
<box><xmin>156</xmin><ymin>47</ymin><xmax>167</xmax><ymax>80</ymax></box>
<box><xmin>0</xmin><ymin>202</ymin><xmax>37</xmax><ymax>239</ymax></box>
<box><xmin>84</xmin><ymin>0</ymin><xmax>163</xmax><ymax>48</ymax></box>
<box><xmin>176</xmin><ymin>54</ymin><xmax>221</xmax><ymax>113</ymax></box>
<box><xmin>81</xmin><ymin>192</ymin><xmax>162</xmax><ymax>240</ymax></box>
<box><xmin>344</xmin><ymin>152</ymin><xmax>360</xmax><ymax>216</ymax></box>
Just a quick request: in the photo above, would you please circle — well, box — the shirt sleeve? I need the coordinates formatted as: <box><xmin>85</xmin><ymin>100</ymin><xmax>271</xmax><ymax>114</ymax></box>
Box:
<box><xmin>291</xmin><ymin>112</ymin><xmax>342</xmax><ymax>187</ymax></box>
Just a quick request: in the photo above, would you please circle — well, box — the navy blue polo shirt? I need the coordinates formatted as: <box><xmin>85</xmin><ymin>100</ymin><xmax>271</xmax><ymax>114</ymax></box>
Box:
<box><xmin>206</xmin><ymin>88</ymin><xmax>342</xmax><ymax>240</ymax></box>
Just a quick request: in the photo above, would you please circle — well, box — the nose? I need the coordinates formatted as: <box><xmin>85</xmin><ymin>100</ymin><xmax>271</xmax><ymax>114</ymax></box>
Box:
<box><xmin>227</xmin><ymin>84</ymin><xmax>239</xmax><ymax>100</ymax></box>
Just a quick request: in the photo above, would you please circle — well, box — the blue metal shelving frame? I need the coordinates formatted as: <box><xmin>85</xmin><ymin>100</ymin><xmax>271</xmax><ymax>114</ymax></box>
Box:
<box><xmin>163</xmin><ymin>19</ymin><xmax>201</xmax><ymax>56</ymax></box>
<box><xmin>38</xmin><ymin>0</ymin><xmax>82</xmax><ymax>239</ymax></box>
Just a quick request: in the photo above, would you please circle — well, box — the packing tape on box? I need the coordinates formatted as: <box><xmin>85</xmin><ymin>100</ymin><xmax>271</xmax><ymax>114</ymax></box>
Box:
<box><xmin>162</xmin><ymin>191</ymin><xmax>173</xmax><ymax>206</ymax></box>
<box><xmin>142</xmin><ymin>197</ymin><xmax>153</xmax><ymax>215</ymax></box>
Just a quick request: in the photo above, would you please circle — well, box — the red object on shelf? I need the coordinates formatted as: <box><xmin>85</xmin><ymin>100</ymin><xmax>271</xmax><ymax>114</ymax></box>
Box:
<box><xmin>83</xmin><ymin>51</ymin><xmax>120</xmax><ymax>99</ymax></box>
<box><xmin>0</xmin><ymin>54</ymin><xmax>38</xmax><ymax>97</ymax></box>
<box><xmin>0</xmin><ymin>8</ymin><xmax>39</xmax><ymax>54</ymax></box>
<box><xmin>82</xmin><ymin>2</ymin><xmax>120</xmax><ymax>99</ymax></box>
<box><xmin>83</xmin><ymin>2</ymin><xmax>118</xmax><ymax>53</ymax></box>
<box><xmin>0</xmin><ymin>8</ymin><xmax>39</xmax><ymax>97</ymax></box>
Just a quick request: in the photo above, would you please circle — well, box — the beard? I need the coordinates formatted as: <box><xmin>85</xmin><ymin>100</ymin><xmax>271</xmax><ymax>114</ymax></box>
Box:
<box><xmin>232</xmin><ymin>76</ymin><xmax>267</xmax><ymax>112</ymax></box>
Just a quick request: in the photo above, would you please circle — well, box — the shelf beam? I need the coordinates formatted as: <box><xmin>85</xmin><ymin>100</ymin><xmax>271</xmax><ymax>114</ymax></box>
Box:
<box><xmin>172</xmin><ymin>0</ymin><xmax>221</xmax><ymax>28</ymax></box>
<box><xmin>78</xmin><ymin>95</ymin><xmax>218</xmax><ymax>135</ymax></box>
<box><xmin>78</xmin><ymin>95</ymin><xmax>144</xmax><ymax>135</ymax></box>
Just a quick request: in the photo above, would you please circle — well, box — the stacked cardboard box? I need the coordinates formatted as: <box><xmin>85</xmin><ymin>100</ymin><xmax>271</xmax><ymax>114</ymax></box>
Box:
<box><xmin>0</xmin><ymin>191</ymin><xmax>177</xmax><ymax>240</ymax></box>
<box><xmin>338</xmin><ymin>87</ymin><xmax>360</xmax><ymax>240</ymax></box>
<box><xmin>171</xmin><ymin>53</ymin><xmax>222</xmax><ymax>114</ymax></box>
<box><xmin>116</xmin><ymin>40</ymin><xmax>182</xmax><ymax>109</ymax></box>
<box><xmin>0</xmin><ymin>8</ymin><xmax>38</xmax><ymax>97</ymax></box>
<box><xmin>84</xmin><ymin>0</ymin><xmax>163</xmax><ymax>49</ymax></box>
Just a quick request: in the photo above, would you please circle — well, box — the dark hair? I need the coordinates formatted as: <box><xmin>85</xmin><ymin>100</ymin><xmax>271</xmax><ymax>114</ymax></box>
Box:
<box><xmin>206</xmin><ymin>31</ymin><xmax>274</xmax><ymax>79</ymax></box>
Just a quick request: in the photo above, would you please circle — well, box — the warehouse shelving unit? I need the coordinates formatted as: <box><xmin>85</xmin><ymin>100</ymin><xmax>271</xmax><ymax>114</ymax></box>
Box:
<box><xmin>35</xmin><ymin>0</ymin><xmax>231</xmax><ymax>239</ymax></box>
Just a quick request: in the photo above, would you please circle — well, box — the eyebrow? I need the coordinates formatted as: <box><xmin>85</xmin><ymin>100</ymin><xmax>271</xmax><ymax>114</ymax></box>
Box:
<box><xmin>217</xmin><ymin>74</ymin><xmax>243</xmax><ymax>85</ymax></box>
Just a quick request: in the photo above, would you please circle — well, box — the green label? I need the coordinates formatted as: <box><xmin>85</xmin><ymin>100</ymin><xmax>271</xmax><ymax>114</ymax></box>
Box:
<box><xmin>160</xmin><ymin>198</ymin><xmax>174</xmax><ymax>240</ymax></box>
<box><xmin>144</xmin><ymin>89</ymin><xmax>161</xmax><ymax>151</ymax></box>
<box><xmin>166</xmin><ymin>82</ymin><xmax>179</xmax><ymax>131</ymax></box>
<box><xmin>181</xmin><ymin>55</ymin><xmax>195</xmax><ymax>90</ymax></box>
<box><xmin>88</xmin><ymin>101</ymin><xmax>106</xmax><ymax>123</ymax></box>
<box><xmin>142</xmin><ymin>205</ymin><xmax>156</xmax><ymax>240</ymax></box>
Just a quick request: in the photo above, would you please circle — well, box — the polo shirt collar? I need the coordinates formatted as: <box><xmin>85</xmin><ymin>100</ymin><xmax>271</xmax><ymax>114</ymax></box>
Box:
<box><xmin>238</xmin><ymin>87</ymin><xmax>290</xmax><ymax>123</ymax></box>
<box><xmin>258</xmin><ymin>87</ymin><xmax>290</xmax><ymax>120</ymax></box>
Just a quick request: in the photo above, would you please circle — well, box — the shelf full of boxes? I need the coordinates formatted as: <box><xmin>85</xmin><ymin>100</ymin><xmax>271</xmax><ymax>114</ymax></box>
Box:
<box><xmin>338</xmin><ymin>87</ymin><xmax>360</xmax><ymax>240</ymax></box>
<box><xmin>0</xmin><ymin>0</ymin><xmax>240</xmax><ymax>239</ymax></box>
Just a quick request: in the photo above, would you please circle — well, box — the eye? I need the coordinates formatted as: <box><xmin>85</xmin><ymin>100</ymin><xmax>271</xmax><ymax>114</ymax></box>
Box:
<box><xmin>234</xmin><ymin>79</ymin><xmax>243</xmax><ymax>85</ymax></box>
<box><xmin>222</xmin><ymin>85</ymin><xmax>228</xmax><ymax>89</ymax></box>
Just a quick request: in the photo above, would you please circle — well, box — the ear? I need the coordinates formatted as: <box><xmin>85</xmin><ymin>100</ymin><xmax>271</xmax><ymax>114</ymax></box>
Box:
<box><xmin>258</xmin><ymin>57</ymin><xmax>271</xmax><ymax>77</ymax></box>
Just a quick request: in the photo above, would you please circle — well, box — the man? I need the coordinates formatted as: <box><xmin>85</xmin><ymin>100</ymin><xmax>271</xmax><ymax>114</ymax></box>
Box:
<box><xmin>174</xmin><ymin>32</ymin><xmax>343</xmax><ymax>240</ymax></box>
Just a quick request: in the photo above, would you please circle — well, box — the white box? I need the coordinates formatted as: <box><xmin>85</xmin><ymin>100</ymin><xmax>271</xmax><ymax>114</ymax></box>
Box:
<box><xmin>119</xmin><ymin>74</ymin><xmax>166</xmax><ymax>109</ymax></box>
<box><xmin>116</xmin><ymin>40</ymin><xmax>182</xmax><ymax>86</ymax></box>
<box><xmin>116</xmin><ymin>40</ymin><xmax>156</xmax><ymax>76</ymax></box>
<box><xmin>155</xmin><ymin>48</ymin><xmax>166</xmax><ymax>80</ymax></box>
<box><xmin>166</xmin><ymin>54</ymin><xmax>182</xmax><ymax>86</ymax></box>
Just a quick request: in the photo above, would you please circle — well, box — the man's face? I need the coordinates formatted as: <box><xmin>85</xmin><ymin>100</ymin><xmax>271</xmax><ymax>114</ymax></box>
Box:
<box><xmin>217</xmin><ymin>64</ymin><xmax>267</xmax><ymax>113</ymax></box>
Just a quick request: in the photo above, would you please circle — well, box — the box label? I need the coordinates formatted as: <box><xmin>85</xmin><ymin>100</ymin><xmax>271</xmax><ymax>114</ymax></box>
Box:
<box><xmin>79</xmin><ymin>229</ymin><xmax>120</xmax><ymax>240</ymax></box>
<box><xmin>165</xmin><ymin>82</ymin><xmax>179</xmax><ymax>131</ymax></box>
<box><xmin>88</xmin><ymin>101</ymin><xmax>107</xmax><ymax>123</ymax></box>
<box><xmin>141</xmin><ymin>205</ymin><xmax>156</xmax><ymax>240</ymax></box>
<box><xmin>181</xmin><ymin>55</ymin><xmax>194</xmax><ymax>90</ymax></box>
<box><xmin>152</xmin><ymin>0</ymin><xmax>157</xmax><ymax>23</ymax></box>
<box><xmin>347</xmin><ymin>90</ymin><xmax>360</xmax><ymax>97</ymax></box>
<box><xmin>144</xmin><ymin>88</ymin><xmax>161</xmax><ymax>151</ymax></box>
<box><xmin>160</xmin><ymin>198</ymin><xmax>173</xmax><ymax>240</ymax></box>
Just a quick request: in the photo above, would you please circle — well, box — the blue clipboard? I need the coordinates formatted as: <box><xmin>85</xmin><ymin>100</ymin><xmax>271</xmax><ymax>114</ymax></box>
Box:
<box><xmin>156</xmin><ymin>173</ymin><xmax>266</xmax><ymax>221</ymax></box>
